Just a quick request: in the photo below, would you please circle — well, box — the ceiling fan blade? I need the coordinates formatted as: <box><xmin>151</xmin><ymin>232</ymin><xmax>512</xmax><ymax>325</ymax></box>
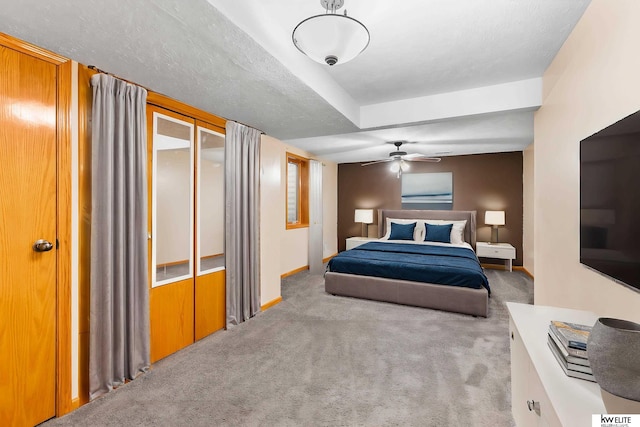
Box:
<box><xmin>403</xmin><ymin>152</ymin><xmax>425</xmax><ymax>159</ymax></box>
<box><xmin>406</xmin><ymin>157</ymin><xmax>442</xmax><ymax>163</ymax></box>
<box><xmin>361</xmin><ymin>158</ymin><xmax>393</xmax><ymax>166</ymax></box>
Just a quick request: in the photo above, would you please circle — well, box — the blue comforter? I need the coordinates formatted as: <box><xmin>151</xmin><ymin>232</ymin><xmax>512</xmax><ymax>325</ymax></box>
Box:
<box><xmin>327</xmin><ymin>242</ymin><xmax>490</xmax><ymax>294</ymax></box>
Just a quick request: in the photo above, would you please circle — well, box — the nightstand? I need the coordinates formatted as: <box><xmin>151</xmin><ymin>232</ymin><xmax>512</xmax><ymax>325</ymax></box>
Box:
<box><xmin>346</xmin><ymin>237</ymin><xmax>378</xmax><ymax>250</ymax></box>
<box><xmin>476</xmin><ymin>242</ymin><xmax>516</xmax><ymax>271</ymax></box>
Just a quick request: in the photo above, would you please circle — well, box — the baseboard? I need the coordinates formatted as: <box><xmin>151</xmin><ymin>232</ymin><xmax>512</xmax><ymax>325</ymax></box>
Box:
<box><xmin>322</xmin><ymin>253</ymin><xmax>338</xmax><ymax>263</ymax></box>
<box><xmin>261</xmin><ymin>296</ymin><xmax>282</xmax><ymax>311</ymax></box>
<box><xmin>481</xmin><ymin>263</ymin><xmax>509</xmax><ymax>271</ymax></box>
<box><xmin>281</xmin><ymin>265</ymin><xmax>309</xmax><ymax>278</ymax></box>
<box><xmin>480</xmin><ymin>263</ymin><xmax>532</xmax><ymax>277</ymax></box>
<box><xmin>514</xmin><ymin>266</ymin><xmax>534</xmax><ymax>279</ymax></box>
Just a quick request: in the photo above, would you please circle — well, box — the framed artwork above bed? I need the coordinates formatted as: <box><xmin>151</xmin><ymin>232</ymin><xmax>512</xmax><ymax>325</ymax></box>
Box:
<box><xmin>401</xmin><ymin>172</ymin><xmax>453</xmax><ymax>210</ymax></box>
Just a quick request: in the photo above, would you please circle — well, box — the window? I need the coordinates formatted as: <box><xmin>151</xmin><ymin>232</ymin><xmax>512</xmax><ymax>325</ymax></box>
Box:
<box><xmin>287</xmin><ymin>161</ymin><xmax>299</xmax><ymax>223</ymax></box>
<box><xmin>286</xmin><ymin>153</ymin><xmax>309</xmax><ymax>229</ymax></box>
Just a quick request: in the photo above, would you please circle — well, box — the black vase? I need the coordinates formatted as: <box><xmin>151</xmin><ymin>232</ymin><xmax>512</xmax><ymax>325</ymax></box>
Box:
<box><xmin>587</xmin><ymin>318</ymin><xmax>640</xmax><ymax>412</ymax></box>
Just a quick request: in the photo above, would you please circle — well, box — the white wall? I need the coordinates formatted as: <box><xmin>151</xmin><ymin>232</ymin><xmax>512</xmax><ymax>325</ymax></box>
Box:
<box><xmin>534</xmin><ymin>0</ymin><xmax>640</xmax><ymax>323</ymax></box>
<box><xmin>199</xmin><ymin>158</ymin><xmax>224</xmax><ymax>257</ymax></box>
<box><xmin>322</xmin><ymin>161</ymin><xmax>338</xmax><ymax>259</ymax></box>
<box><xmin>156</xmin><ymin>150</ymin><xmax>191</xmax><ymax>265</ymax></box>
<box><xmin>281</xmin><ymin>228</ymin><xmax>309</xmax><ymax>274</ymax></box>
<box><xmin>155</xmin><ymin>150</ymin><xmax>224</xmax><ymax>266</ymax></box>
<box><xmin>260</xmin><ymin>135</ymin><xmax>284</xmax><ymax>306</ymax></box>
<box><xmin>522</xmin><ymin>143</ymin><xmax>534</xmax><ymax>276</ymax></box>
<box><xmin>259</xmin><ymin>134</ymin><xmax>338</xmax><ymax>306</ymax></box>
<box><xmin>280</xmin><ymin>144</ymin><xmax>311</xmax><ymax>274</ymax></box>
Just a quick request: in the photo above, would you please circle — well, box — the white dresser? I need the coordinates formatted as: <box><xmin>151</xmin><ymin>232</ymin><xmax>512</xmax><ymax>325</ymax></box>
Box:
<box><xmin>507</xmin><ymin>302</ymin><xmax>605</xmax><ymax>427</ymax></box>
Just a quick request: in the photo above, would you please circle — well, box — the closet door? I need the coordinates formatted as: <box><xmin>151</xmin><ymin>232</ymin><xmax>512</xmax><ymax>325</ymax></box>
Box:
<box><xmin>148</xmin><ymin>105</ymin><xmax>195</xmax><ymax>362</ymax></box>
<box><xmin>194</xmin><ymin>121</ymin><xmax>226</xmax><ymax>339</ymax></box>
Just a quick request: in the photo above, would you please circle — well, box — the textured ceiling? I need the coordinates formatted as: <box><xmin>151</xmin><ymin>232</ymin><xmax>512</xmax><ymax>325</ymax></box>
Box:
<box><xmin>1</xmin><ymin>0</ymin><xmax>591</xmax><ymax>162</ymax></box>
<box><xmin>207</xmin><ymin>0</ymin><xmax>591</xmax><ymax>161</ymax></box>
<box><xmin>0</xmin><ymin>0</ymin><xmax>358</xmax><ymax>140</ymax></box>
<box><xmin>213</xmin><ymin>0</ymin><xmax>591</xmax><ymax>105</ymax></box>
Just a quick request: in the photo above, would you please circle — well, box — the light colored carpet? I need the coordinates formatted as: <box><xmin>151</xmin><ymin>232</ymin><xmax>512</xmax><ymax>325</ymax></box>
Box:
<box><xmin>45</xmin><ymin>268</ymin><xmax>533</xmax><ymax>427</ymax></box>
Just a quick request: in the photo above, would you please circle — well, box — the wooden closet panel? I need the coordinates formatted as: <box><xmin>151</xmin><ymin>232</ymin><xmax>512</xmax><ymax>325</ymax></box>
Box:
<box><xmin>77</xmin><ymin>64</ymin><xmax>97</xmax><ymax>406</ymax></box>
<box><xmin>147</xmin><ymin>105</ymin><xmax>195</xmax><ymax>363</ymax></box>
<box><xmin>195</xmin><ymin>270</ymin><xmax>225</xmax><ymax>340</ymax></box>
<box><xmin>150</xmin><ymin>278</ymin><xmax>195</xmax><ymax>363</ymax></box>
<box><xmin>147</xmin><ymin>100</ymin><xmax>227</xmax><ymax>360</ymax></box>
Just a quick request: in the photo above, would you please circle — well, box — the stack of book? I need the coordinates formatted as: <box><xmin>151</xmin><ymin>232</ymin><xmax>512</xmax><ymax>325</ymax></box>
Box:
<box><xmin>547</xmin><ymin>320</ymin><xmax>595</xmax><ymax>382</ymax></box>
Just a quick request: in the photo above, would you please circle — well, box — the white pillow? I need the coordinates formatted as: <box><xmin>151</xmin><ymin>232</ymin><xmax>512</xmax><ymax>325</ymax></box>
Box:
<box><xmin>382</xmin><ymin>218</ymin><xmax>424</xmax><ymax>241</ymax></box>
<box><xmin>423</xmin><ymin>220</ymin><xmax>467</xmax><ymax>245</ymax></box>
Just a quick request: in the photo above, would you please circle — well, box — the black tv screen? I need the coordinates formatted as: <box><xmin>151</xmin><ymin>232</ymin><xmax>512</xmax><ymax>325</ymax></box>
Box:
<box><xmin>580</xmin><ymin>111</ymin><xmax>640</xmax><ymax>292</ymax></box>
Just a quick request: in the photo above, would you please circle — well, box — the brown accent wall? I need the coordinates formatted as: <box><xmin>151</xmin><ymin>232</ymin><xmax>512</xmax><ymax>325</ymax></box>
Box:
<box><xmin>338</xmin><ymin>152</ymin><xmax>524</xmax><ymax>265</ymax></box>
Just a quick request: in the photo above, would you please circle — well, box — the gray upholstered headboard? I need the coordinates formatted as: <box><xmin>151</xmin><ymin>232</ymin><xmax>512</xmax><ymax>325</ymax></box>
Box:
<box><xmin>378</xmin><ymin>210</ymin><xmax>477</xmax><ymax>248</ymax></box>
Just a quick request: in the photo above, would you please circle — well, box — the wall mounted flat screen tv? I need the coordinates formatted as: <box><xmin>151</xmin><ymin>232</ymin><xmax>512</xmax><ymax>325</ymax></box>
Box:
<box><xmin>580</xmin><ymin>111</ymin><xmax>640</xmax><ymax>292</ymax></box>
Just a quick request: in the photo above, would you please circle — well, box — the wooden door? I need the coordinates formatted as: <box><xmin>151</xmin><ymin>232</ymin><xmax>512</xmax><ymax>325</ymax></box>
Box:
<box><xmin>194</xmin><ymin>121</ymin><xmax>226</xmax><ymax>340</ymax></box>
<box><xmin>0</xmin><ymin>45</ymin><xmax>57</xmax><ymax>426</ymax></box>
<box><xmin>147</xmin><ymin>105</ymin><xmax>196</xmax><ymax>362</ymax></box>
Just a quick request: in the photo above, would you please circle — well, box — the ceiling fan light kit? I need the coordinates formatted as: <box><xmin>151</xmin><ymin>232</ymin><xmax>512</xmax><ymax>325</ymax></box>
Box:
<box><xmin>292</xmin><ymin>0</ymin><xmax>370</xmax><ymax>66</ymax></box>
<box><xmin>390</xmin><ymin>159</ymin><xmax>409</xmax><ymax>177</ymax></box>
<box><xmin>361</xmin><ymin>141</ymin><xmax>441</xmax><ymax>178</ymax></box>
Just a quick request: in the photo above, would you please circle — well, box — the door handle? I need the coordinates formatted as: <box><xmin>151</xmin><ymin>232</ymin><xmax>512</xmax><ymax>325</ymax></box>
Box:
<box><xmin>33</xmin><ymin>239</ymin><xmax>54</xmax><ymax>252</ymax></box>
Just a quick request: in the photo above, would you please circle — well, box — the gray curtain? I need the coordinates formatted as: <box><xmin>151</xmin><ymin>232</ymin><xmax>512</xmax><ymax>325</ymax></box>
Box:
<box><xmin>89</xmin><ymin>74</ymin><xmax>150</xmax><ymax>400</ymax></box>
<box><xmin>308</xmin><ymin>160</ymin><xmax>324</xmax><ymax>275</ymax></box>
<box><xmin>225</xmin><ymin>121</ymin><xmax>261</xmax><ymax>326</ymax></box>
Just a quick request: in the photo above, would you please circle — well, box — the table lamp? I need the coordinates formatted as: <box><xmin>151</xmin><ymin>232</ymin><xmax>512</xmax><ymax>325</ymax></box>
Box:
<box><xmin>354</xmin><ymin>209</ymin><xmax>374</xmax><ymax>238</ymax></box>
<box><xmin>485</xmin><ymin>210</ymin><xmax>505</xmax><ymax>244</ymax></box>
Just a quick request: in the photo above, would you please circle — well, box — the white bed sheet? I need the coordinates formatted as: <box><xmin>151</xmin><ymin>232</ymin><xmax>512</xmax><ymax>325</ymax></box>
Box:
<box><xmin>370</xmin><ymin>238</ymin><xmax>474</xmax><ymax>251</ymax></box>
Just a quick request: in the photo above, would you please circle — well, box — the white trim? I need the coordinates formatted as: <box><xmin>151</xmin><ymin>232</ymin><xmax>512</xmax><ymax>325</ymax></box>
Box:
<box><xmin>360</xmin><ymin>78</ymin><xmax>542</xmax><ymax>129</ymax></box>
<box><xmin>200</xmin><ymin>266</ymin><xmax>225</xmax><ymax>275</ymax></box>
<box><xmin>151</xmin><ymin>112</ymin><xmax>195</xmax><ymax>288</ymax></box>
<box><xmin>196</xmin><ymin>126</ymin><xmax>225</xmax><ymax>277</ymax></box>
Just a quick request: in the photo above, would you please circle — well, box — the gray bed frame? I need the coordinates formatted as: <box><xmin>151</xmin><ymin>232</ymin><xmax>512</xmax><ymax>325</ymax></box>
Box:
<box><xmin>325</xmin><ymin>210</ymin><xmax>489</xmax><ymax>317</ymax></box>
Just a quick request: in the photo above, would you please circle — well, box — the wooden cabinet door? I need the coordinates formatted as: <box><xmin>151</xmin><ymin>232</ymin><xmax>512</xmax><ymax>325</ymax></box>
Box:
<box><xmin>0</xmin><ymin>45</ymin><xmax>57</xmax><ymax>426</ymax></box>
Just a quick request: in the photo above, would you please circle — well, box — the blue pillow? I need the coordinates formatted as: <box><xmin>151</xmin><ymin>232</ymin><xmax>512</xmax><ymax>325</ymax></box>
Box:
<box><xmin>388</xmin><ymin>222</ymin><xmax>416</xmax><ymax>240</ymax></box>
<box><xmin>424</xmin><ymin>223</ymin><xmax>453</xmax><ymax>243</ymax></box>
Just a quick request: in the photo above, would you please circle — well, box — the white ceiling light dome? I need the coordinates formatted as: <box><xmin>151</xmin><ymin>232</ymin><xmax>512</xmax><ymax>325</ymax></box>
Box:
<box><xmin>292</xmin><ymin>0</ymin><xmax>370</xmax><ymax>66</ymax></box>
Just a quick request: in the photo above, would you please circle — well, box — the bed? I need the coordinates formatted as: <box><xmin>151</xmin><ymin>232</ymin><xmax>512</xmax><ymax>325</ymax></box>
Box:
<box><xmin>325</xmin><ymin>210</ymin><xmax>490</xmax><ymax>317</ymax></box>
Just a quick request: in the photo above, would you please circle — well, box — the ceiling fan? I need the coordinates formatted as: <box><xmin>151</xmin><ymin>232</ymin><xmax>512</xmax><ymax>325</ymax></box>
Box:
<box><xmin>361</xmin><ymin>141</ymin><xmax>441</xmax><ymax>178</ymax></box>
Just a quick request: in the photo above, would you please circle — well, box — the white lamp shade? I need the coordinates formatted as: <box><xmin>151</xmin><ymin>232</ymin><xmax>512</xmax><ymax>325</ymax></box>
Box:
<box><xmin>485</xmin><ymin>210</ymin><xmax>505</xmax><ymax>226</ymax></box>
<box><xmin>354</xmin><ymin>209</ymin><xmax>374</xmax><ymax>224</ymax></box>
<box><xmin>292</xmin><ymin>14</ymin><xmax>370</xmax><ymax>66</ymax></box>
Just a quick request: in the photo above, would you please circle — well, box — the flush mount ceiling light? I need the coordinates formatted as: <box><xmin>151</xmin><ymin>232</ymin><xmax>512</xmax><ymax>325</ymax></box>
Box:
<box><xmin>292</xmin><ymin>0</ymin><xmax>370</xmax><ymax>66</ymax></box>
